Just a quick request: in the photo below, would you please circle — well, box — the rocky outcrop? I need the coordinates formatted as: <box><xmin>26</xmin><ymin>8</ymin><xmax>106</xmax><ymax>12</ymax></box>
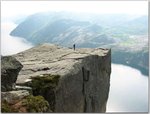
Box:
<box><xmin>13</xmin><ymin>43</ymin><xmax>111</xmax><ymax>112</ymax></box>
<box><xmin>1</xmin><ymin>93</ymin><xmax>50</xmax><ymax>113</ymax></box>
<box><xmin>1</xmin><ymin>56</ymin><xmax>23</xmax><ymax>91</ymax></box>
<box><xmin>1</xmin><ymin>56</ymin><xmax>50</xmax><ymax>113</ymax></box>
<box><xmin>1</xmin><ymin>90</ymin><xmax>29</xmax><ymax>105</ymax></box>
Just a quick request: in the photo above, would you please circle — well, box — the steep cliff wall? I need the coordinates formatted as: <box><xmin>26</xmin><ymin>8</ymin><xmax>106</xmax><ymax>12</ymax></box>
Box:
<box><xmin>13</xmin><ymin>43</ymin><xmax>111</xmax><ymax>112</ymax></box>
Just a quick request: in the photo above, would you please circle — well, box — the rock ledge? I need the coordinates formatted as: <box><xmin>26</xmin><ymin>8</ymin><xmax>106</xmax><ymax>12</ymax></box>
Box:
<box><xmin>13</xmin><ymin>43</ymin><xmax>111</xmax><ymax>112</ymax></box>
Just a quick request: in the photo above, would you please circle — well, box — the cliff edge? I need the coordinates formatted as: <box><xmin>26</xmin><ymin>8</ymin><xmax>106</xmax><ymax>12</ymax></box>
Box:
<box><xmin>13</xmin><ymin>43</ymin><xmax>111</xmax><ymax>112</ymax></box>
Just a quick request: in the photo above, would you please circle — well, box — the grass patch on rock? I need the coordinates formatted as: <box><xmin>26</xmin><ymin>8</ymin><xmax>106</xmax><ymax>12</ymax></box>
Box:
<box><xmin>28</xmin><ymin>74</ymin><xmax>60</xmax><ymax>111</ymax></box>
<box><xmin>1</xmin><ymin>100</ymin><xmax>18</xmax><ymax>113</ymax></box>
<box><xmin>22</xmin><ymin>95</ymin><xmax>51</xmax><ymax>112</ymax></box>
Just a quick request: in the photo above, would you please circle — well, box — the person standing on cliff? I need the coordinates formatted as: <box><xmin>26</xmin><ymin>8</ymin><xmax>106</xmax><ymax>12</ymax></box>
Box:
<box><xmin>73</xmin><ymin>44</ymin><xmax>75</xmax><ymax>51</ymax></box>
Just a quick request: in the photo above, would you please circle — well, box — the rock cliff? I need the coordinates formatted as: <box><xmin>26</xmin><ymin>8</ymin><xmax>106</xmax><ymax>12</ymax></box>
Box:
<box><xmin>13</xmin><ymin>43</ymin><xmax>111</xmax><ymax>112</ymax></box>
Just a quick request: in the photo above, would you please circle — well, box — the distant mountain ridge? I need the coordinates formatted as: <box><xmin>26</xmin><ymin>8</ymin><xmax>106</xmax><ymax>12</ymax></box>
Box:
<box><xmin>10</xmin><ymin>12</ymin><xmax>148</xmax><ymax>75</ymax></box>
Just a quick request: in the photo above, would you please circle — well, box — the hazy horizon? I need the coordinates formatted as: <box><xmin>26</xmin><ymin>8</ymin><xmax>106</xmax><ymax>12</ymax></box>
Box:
<box><xmin>2</xmin><ymin>1</ymin><xmax>148</xmax><ymax>20</ymax></box>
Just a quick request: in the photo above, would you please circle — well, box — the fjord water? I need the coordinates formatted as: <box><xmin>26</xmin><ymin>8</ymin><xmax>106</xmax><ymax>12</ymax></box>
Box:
<box><xmin>107</xmin><ymin>64</ymin><xmax>148</xmax><ymax>112</ymax></box>
<box><xmin>1</xmin><ymin>22</ymin><xmax>33</xmax><ymax>56</ymax></box>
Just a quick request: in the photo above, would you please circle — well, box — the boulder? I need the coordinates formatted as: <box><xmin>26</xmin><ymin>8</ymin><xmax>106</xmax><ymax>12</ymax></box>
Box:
<box><xmin>1</xmin><ymin>91</ymin><xmax>51</xmax><ymax>113</ymax></box>
<box><xmin>1</xmin><ymin>56</ymin><xmax>23</xmax><ymax>91</ymax></box>
<box><xmin>1</xmin><ymin>90</ymin><xmax>29</xmax><ymax>105</ymax></box>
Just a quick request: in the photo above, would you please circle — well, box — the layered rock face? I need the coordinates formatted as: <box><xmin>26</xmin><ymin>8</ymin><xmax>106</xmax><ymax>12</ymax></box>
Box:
<box><xmin>1</xmin><ymin>56</ymin><xmax>23</xmax><ymax>91</ymax></box>
<box><xmin>13</xmin><ymin>43</ymin><xmax>111</xmax><ymax>112</ymax></box>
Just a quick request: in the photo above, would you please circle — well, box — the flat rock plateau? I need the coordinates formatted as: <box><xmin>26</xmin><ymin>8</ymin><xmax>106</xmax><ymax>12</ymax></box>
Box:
<box><xmin>7</xmin><ymin>43</ymin><xmax>111</xmax><ymax>112</ymax></box>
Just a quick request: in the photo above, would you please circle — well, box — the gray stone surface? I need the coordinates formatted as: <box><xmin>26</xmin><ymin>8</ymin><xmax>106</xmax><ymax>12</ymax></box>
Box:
<box><xmin>15</xmin><ymin>86</ymin><xmax>32</xmax><ymax>93</ymax></box>
<box><xmin>1</xmin><ymin>56</ymin><xmax>23</xmax><ymax>91</ymax></box>
<box><xmin>13</xmin><ymin>43</ymin><xmax>111</xmax><ymax>112</ymax></box>
<box><xmin>1</xmin><ymin>90</ymin><xmax>29</xmax><ymax>105</ymax></box>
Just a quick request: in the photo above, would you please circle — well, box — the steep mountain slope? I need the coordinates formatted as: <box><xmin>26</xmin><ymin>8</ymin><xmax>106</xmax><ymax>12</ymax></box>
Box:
<box><xmin>11</xmin><ymin>18</ymin><xmax>115</xmax><ymax>47</ymax></box>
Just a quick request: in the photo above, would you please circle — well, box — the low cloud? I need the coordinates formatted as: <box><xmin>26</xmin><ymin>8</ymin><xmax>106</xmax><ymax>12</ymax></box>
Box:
<box><xmin>1</xmin><ymin>22</ymin><xmax>33</xmax><ymax>56</ymax></box>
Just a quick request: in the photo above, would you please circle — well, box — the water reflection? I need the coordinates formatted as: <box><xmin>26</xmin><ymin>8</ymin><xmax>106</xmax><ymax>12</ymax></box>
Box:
<box><xmin>107</xmin><ymin>64</ymin><xmax>148</xmax><ymax>112</ymax></box>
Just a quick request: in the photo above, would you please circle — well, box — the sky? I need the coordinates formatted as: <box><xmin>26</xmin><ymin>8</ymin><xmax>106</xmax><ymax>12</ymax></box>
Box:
<box><xmin>1</xmin><ymin>1</ymin><xmax>148</xmax><ymax>20</ymax></box>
